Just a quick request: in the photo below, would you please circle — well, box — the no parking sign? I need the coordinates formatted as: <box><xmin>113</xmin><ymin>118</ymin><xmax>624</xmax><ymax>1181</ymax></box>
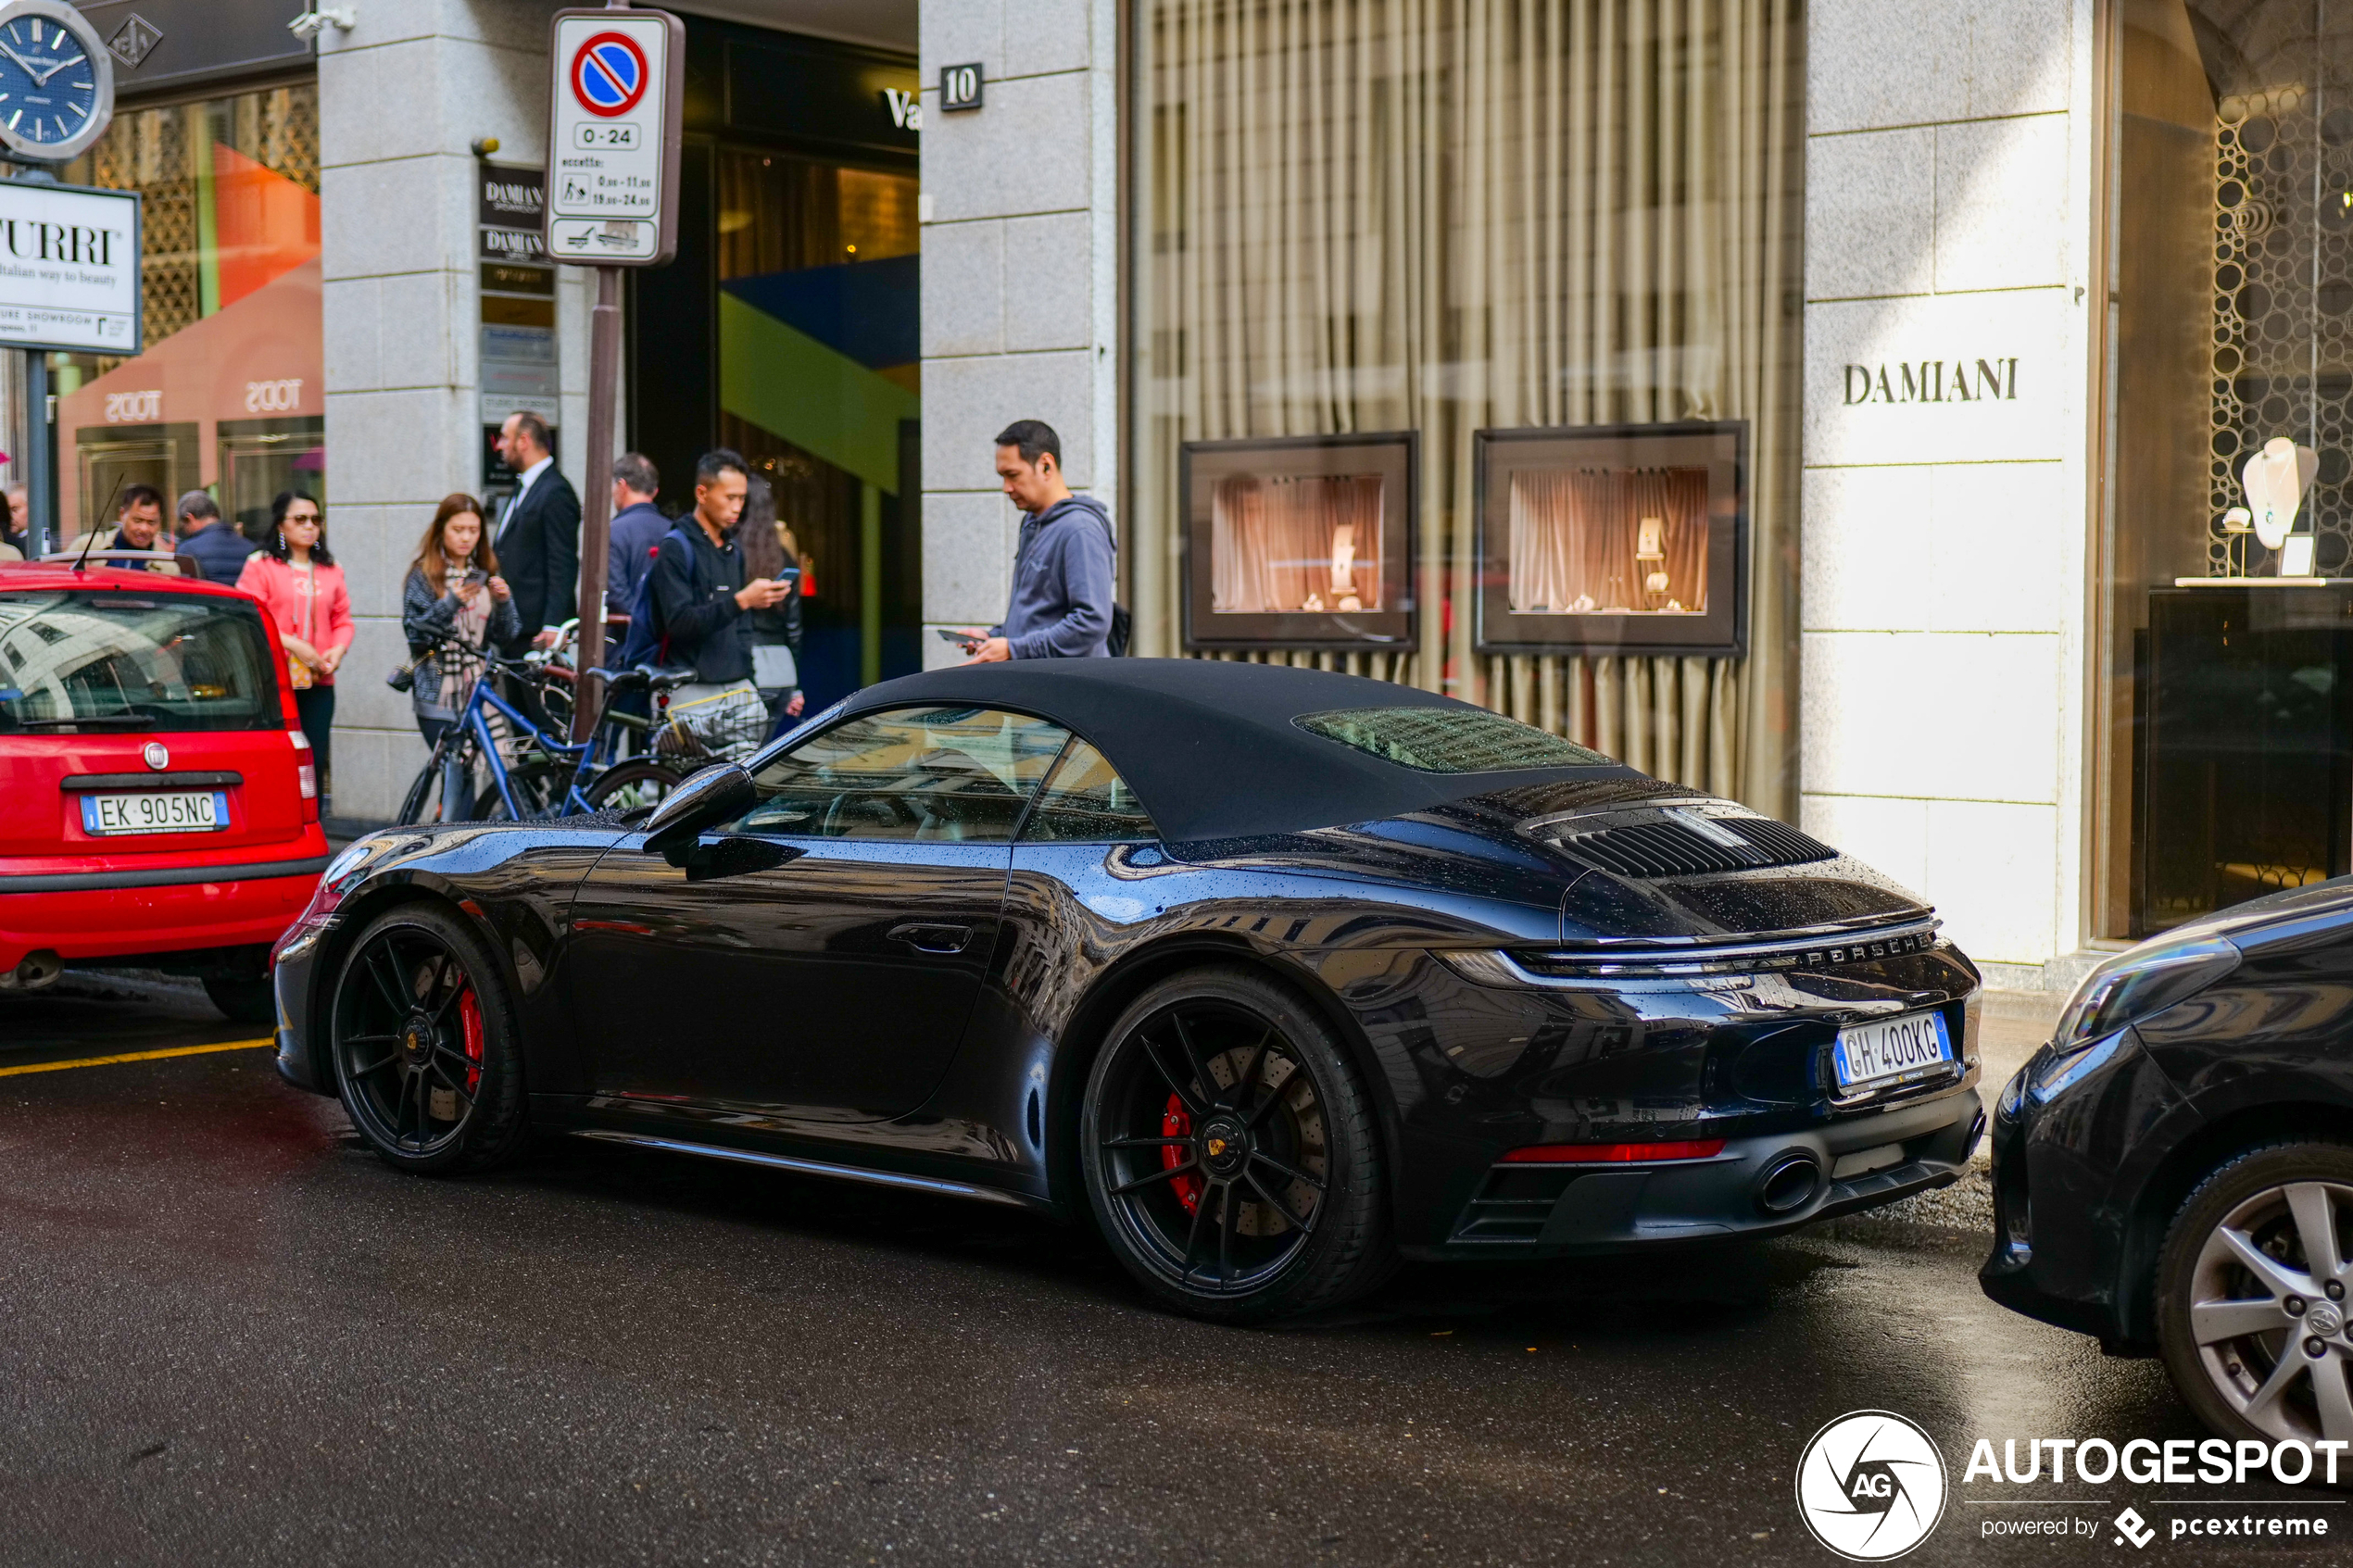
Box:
<box><xmin>545</xmin><ymin>7</ymin><xmax>684</xmax><ymax>267</ymax></box>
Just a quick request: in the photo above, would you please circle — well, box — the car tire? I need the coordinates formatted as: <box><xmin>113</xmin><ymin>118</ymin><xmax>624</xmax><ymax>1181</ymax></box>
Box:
<box><xmin>1080</xmin><ymin>965</ymin><xmax>1393</xmax><ymax>1323</ymax></box>
<box><xmin>202</xmin><ymin>973</ymin><xmax>275</xmax><ymax>1025</ymax></box>
<box><xmin>328</xmin><ymin>903</ymin><xmax>531</xmax><ymax>1175</ymax></box>
<box><xmin>2155</xmin><ymin>1140</ymin><xmax>2353</xmax><ymax>1450</ymax></box>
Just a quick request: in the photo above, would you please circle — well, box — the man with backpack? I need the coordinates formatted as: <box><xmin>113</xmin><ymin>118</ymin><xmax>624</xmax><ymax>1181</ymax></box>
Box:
<box><xmin>956</xmin><ymin>419</ymin><xmax>1120</xmax><ymax>661</ymax></box>
<box><xmin>623</xmin><ymin>449</ymin><xmax>793</xmax><ymax>759</ymax></box>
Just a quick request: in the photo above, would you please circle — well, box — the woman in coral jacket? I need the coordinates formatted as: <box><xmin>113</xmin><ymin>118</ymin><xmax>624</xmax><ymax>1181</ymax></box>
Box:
<box><xmin>237</xmin><ymin>491</ymin><xmax>353</xmax><ymax>809</ymax></box>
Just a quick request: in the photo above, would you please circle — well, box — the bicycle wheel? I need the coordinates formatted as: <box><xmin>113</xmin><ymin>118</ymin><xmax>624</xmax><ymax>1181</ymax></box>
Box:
<box><xmin>396</xmin><ymin>734</ymin><xmax>472</xmax><ymax>825</ymax></box>
<box><xmin>582</xmin><ymin>759</ymin><xmax>685</xmax><ymax>814</ymax></box>
<box><xmin>396</xmin><ymin>757</ymin><xmax>436</xmax><ymax>825</ymax></box>
<box><xmin>474</xmin><ymin>760</ymin><xmax>570</xmax><ymax>822</ymax></box>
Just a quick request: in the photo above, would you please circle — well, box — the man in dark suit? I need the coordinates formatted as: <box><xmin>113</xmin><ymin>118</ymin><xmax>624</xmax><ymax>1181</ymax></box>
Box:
<box><xmin>490</xmin><ymin>409</ymin><xmax>581</xmax><ymax>656</ymax></box>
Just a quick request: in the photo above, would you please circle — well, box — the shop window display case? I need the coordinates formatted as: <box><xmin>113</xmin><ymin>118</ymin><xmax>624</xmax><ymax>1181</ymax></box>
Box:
<box><xmin>1473</xmin><ymin>421</ymin><xmax>1747</xmax><ymax>658</ymax></box>
<box><xmin>2138</xmin><ymin>583</ymin><xmax>2353</xmax><ymax>935</ymax></box>
<box><xmin>2093</xmin><ymin>1</ymin><xmax>2353</xmax><ymax>939</ymax></box>
<box><xmin>1180</xmin><ymin>433</ymin><xmax>1416</xmax><ymax>651</ymax></box>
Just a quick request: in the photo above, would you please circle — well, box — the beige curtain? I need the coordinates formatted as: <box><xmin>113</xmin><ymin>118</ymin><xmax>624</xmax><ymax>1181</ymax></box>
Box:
<box><xmin>1135</xmin><ymin>0</ymin><xmax>1802</xmax><ymax>815</ymax></box>
<box><xmin>1211</xmin><ymin>473</ymin><xmax>1387</xmax><ymax>612</ymax></box>
<box><xmin>1507</xmin><ymin>467</ymin><xmax>1710</xmax><ymax>613</ymax></box>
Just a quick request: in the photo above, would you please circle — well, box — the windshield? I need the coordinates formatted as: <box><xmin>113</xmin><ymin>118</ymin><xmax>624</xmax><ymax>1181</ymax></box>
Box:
<box><xmin>0</xmin><ymin>590</ymin><xmax>281</xmax><ymax>734</ymax></box>
<box><xmin>1294</xmin><ymin>705</ymin><xmax>1615</xmax><ymax>773</ymax></box>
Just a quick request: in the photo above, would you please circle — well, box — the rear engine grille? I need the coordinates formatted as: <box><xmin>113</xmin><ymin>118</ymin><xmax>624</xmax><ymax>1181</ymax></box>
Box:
<box><xmin>1550</xmin><ymin>814</ymin><xmax>1838</xmax><ymax>878</ymax></box>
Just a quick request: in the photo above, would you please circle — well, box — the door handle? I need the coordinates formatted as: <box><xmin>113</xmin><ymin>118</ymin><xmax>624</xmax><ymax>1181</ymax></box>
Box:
<box><xmin>888</xmin><ymin>922</ymin><xmax>973</xmax><ymax>955</ymax></box>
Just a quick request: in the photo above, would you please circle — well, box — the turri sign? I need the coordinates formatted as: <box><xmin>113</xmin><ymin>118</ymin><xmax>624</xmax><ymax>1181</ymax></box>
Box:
<box><xmin>545</xmin><ymin>7</ymin><xmax>683</xmax><ymax>267</ymax></box>
<box><xmin>0</xmin><ymin>180</ymin><xmax>140</xmax><ymax>354</ymax></box>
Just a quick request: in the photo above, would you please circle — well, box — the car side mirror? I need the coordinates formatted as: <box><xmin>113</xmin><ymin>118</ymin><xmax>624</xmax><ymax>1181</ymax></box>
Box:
<box><xmin>643</xmin><ymin>763</ymin><xmax>758</xmax><ymax>861</ymax></box>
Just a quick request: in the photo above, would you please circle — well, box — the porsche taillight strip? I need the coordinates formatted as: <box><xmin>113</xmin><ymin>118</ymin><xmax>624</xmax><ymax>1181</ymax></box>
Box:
<box><xmin>1506</xmin><ymin>920</ymin><xmax>1944</xmax><ymax>980</ymax></box>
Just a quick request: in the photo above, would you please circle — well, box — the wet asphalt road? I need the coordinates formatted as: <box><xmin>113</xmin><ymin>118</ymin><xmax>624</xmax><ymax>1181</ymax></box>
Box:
<box><xmin>1</xmin><ymin>977</ymin><xmax>2340</xmax><ymax>1566</ymax></box>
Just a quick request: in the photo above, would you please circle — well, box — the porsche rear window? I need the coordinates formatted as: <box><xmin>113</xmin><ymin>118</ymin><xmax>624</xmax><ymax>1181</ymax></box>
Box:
<box><xmin>1294</xmin><ymin>706</ymin><xmax>1613</xmax><ymax>773</ymax></box>
<box><xmin>0</xmin><ymin>590</ymin><xmax>279</xmax><ymax>734</ymax></box>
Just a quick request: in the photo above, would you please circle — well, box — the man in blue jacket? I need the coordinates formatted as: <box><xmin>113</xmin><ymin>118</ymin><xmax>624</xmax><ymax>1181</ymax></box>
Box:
<box><xmin>958</xmin><ymin>419</ymin><xmax>1115</xmax><ymax>661</ymax></box>
<box><xmin>604</xmin><ymin>451</ymin><xmax>667</xmax><ymax>616</ymax></box>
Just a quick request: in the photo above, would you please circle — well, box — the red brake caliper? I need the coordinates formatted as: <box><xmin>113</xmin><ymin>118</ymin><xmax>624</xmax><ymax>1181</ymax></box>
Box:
<box><xmin>459</xmin><ymin>988</ymin><xmax>484</xmax><ymax>1094</ymax></box>
<box><xmin>1162</xmin><ymin>1094</ymin><xmax>1201</xmax><ymax>1213</ymax></box>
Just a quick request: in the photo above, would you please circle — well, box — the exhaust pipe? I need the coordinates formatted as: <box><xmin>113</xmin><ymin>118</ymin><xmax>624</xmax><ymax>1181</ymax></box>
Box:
<box><xmin>1755</xmin><ymin>1150</ymin><xmax>1823</xmax><ymax>1216</ymax></box>
<box><xmin>0</xmin><ymin>950</ymin><xmax>63</xmax><ymax>992</ymax></box>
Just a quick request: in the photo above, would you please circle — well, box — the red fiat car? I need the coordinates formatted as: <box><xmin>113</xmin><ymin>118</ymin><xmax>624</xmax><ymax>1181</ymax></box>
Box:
<box><xmin>0</xmin><ymin>558</ymin><xmax>329</xmax><ymax>1022</ymax></box>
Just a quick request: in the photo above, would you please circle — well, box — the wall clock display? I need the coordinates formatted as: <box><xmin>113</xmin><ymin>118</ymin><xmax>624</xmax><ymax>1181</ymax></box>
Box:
<box><xmin>0</xmin><ymin>0</ymin><xmax>114</xmax><ymax>163</ymax></box>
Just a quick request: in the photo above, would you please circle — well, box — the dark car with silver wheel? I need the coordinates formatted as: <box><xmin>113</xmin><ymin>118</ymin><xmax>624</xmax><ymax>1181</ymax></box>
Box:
<box><xmin>1981</xmin><ymin>885</ymin><xmax>2353</xmax><ymax>1449</ymax></box>
<box><xmin>270</xmin><ymin>659</ymin><xmax>1982</xmax><ymax>1322</ymax></box>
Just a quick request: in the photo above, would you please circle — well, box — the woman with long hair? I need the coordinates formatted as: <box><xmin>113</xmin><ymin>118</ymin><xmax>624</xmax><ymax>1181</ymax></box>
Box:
<box><xmin>735</xmin><ymin>471</ymin><xmax>805</xmax><ymax>738</ymax></box>
<box><xmin>236</xmin><ymin>492</ymin><xmax>353</xmax><ymax>806</ymax></box>
<box><xmin>400</xmin><ymin>493</ymin><xmax>518</xmax><ymax>750</ymax></box>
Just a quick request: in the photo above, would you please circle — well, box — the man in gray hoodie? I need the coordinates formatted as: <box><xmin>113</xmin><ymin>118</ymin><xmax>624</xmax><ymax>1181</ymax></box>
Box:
<box><xmin>958</xmin><ymin>419</ymin><xmax>1115</xmax><ymax>661</ymax></box>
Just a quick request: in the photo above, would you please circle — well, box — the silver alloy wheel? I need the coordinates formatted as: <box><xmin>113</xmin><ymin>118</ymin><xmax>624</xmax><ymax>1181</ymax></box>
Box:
<box><xmin>2189</xmin><ymin>1180</ymin><xmax>2353</xmax><ymax>1444</ymax></box>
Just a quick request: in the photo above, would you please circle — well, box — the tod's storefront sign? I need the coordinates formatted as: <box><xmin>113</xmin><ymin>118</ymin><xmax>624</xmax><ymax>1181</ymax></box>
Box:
<box><xmin>1843</xmin><ymin>357</ymin><xmax>2020</xmax><ymax>406</ymax></box>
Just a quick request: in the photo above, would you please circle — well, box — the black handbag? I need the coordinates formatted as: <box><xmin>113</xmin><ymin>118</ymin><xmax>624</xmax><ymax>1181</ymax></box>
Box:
<box><xmin>386</xmin><ymin>640</ymin><xmax>432</xmax><ymax>693</ymax></box>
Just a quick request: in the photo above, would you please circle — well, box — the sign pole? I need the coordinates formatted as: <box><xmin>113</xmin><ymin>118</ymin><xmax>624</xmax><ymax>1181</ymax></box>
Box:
<box><xmin>573</xmin><ymin>261</ymin><xmax>620</xmax><ymax>740</ymax></box>
<box><xmin>547</xmin><ymin>0</ymin><xmax>682</xmax><ymax>739</ymax></box>
<box><xmin>23</xmin><ymin>346</ymin><xmax>45</xmax><ymax>555</ymax></box>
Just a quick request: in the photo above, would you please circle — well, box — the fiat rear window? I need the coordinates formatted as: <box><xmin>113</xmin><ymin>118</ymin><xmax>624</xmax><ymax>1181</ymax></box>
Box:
<box><xmin>1294</xmin><ymin>706</ymin><xmax>1614</xmax><ymax>773</ymax></box>
<box><xmin>0</xmin><ymin>590</ymin><xmax>281</xmax><ymax>734</ymax></box>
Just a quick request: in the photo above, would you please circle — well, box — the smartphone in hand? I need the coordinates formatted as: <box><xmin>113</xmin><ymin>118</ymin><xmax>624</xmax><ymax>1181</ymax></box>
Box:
<box><xmin>936</xmin><ymin>626</ymin><xmax>975</xmax><ymax>644</ymax></box>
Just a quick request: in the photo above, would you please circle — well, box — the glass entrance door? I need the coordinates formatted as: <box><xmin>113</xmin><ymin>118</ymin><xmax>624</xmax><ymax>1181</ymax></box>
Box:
<box><xmin>2097</xmin><ymin>0</ymin><xmax>2353</xmax><ymax>936</ymax></box>
<box><xmin>219</xmin><ymin>417</ymin><xmax>327</xmax><ymax>541</ymax></box>
<box><xmin>73</xmin><ymin>423</ymin><xmax>200</xmax><ymax>538</ymax></box>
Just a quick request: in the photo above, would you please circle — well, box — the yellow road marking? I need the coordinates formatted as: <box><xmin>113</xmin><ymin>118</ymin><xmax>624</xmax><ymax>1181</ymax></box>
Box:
<box><xmin>0</xmin><ymin>1038</ymin><xmax>273</xmax><ymax>1078</ymax></box>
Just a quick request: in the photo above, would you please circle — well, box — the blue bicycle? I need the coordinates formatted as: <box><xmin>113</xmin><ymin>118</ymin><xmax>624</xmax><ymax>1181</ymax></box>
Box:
<box><xmin>393</xmin><ymin>645</ymin><xmax>690</xmax><ymax>824</ymax></box>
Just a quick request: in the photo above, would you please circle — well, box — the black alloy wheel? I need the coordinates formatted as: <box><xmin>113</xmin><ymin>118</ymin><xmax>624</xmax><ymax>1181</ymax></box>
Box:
<box><xmin>1081</xmin><ymin>966</ymin><xmax>1390</xmax><ymax>1322</ymax></box>
<box><xmin>330</xmin><ymin>904</ymin><xmax>529</xmax><ymax>1173</ymax></box>
<box><xmin>2157</xmin><ymin>1142</ymin><xmax>2353</xmax><ymax>1451</ymax></box>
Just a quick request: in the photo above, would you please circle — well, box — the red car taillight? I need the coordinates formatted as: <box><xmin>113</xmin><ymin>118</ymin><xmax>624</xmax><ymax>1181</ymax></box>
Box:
<box><xmin>1500</xmin><ymin>1140</ymin><xmax>1726</xmax><ymax>1164</ymax></box>
<box><xmin>290</xmin><ymin>729</ymin><xmax>319</xmax><ymax>822</ymax></box>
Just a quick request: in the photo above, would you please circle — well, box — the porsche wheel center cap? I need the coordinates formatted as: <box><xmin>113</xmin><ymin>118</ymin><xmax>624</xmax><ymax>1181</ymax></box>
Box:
<box><xmin>1200</xmin><ymin>1118</ymin><xmax>1249</xmax><ymax>1177</ymax></box>
<box><xmin>401</xmin><ymin>1017</ymin><xmax>434</xmax><ymax>1066</ymax></box>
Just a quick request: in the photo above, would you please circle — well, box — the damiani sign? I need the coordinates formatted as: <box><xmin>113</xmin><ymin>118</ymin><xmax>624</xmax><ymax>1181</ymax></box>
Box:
<box><xmin>1843</xmin><ymin>358</ymin><xmax>2020</xmax><ymax>405</ymax></box>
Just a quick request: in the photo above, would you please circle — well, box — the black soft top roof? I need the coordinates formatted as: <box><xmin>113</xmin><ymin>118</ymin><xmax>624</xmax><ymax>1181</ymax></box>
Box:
<box><xmin>832</xmin><ymin>659</ymin><xmax>1629</xmax><ymax>843</ymax></box>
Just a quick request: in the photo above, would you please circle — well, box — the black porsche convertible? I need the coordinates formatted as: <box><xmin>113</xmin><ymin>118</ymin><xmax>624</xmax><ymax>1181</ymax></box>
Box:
<box><xmin>271</xmin><ymin>659</ymin><xmax>1983</xmax><ymax>1321</ymax></box>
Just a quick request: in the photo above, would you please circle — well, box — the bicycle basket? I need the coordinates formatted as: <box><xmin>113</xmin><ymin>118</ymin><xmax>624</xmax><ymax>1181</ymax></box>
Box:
<box><xmin>655</xmin><ymin>684</ymin><xmax>767</xmax><ymax>764</ymax></box>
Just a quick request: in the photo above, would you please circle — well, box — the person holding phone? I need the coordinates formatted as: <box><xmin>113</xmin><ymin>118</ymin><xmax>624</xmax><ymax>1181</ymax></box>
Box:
<box><xmin>951</xmin><ymin>420</ymin><xmax>1116</xmax><ymax>661</ymax></box>
<box><xmin>401</xmin><ymin>493</ymin><xmax>518</xmax><ymax>755</ymax></box>
<box><xmin>735</xmin><ymin>470</ymin><xmax>807</xmax><ymax>737</ymax></box>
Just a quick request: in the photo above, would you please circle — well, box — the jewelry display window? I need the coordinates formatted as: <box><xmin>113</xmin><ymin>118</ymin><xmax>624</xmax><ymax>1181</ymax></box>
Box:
<box><xmin>1179</xmin><ymin>433</ymin><xmax>1417</xmax><ymax>651</ymax></box>
<box><xmin>1474</xmin><ymin>420</ymin><xmax>1747</xmax><ymax>658</ymax></box>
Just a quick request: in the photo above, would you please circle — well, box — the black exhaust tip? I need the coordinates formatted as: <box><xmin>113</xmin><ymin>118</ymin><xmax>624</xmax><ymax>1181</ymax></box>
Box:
<box><xmin>1755</xmin><ymin>1151</ymin><xmax>1822</xmax><ymax>1216</ymax></box>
